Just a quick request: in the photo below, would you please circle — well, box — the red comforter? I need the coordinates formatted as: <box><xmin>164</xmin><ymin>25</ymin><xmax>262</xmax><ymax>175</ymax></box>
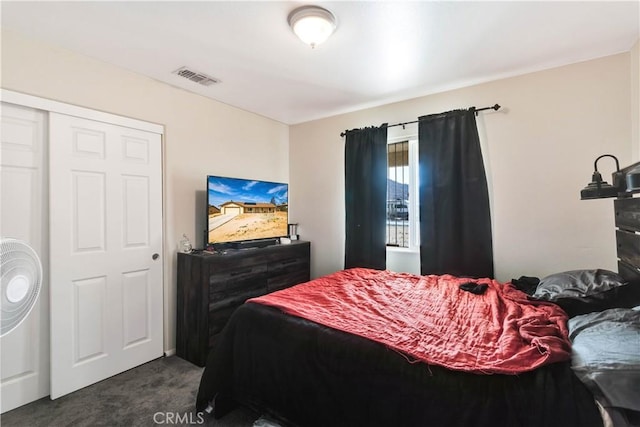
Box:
<box><xmin>249</xmin><ymin>268</ymin><xmax>571</xmax><ymax>374</ymax></box>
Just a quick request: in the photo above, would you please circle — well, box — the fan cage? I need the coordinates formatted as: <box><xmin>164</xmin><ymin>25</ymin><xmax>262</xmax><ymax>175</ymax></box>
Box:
<box><xmin>1</xmin><ymin>238</ymin><xmax>43</xmax><ymax>336</ymax></box>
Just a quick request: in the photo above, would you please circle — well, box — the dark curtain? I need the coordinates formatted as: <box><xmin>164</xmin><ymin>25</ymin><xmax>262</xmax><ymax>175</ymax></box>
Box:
<box><xmin>344</xmin><ymin>125</ymin><xmax>388</xmax><ymax>270</ymax></box>
<box><xmin>418</xmin><ymin>108</ymin><xmax>494</xmax><ymax>278</ymax></box>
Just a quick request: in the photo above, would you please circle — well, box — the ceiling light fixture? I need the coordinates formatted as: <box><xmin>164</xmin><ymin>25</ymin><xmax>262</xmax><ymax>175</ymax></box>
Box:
<box><xmin>288</xmin><ymin>5</ymin><xmax>336</xmax><ymax>49</ymax></box>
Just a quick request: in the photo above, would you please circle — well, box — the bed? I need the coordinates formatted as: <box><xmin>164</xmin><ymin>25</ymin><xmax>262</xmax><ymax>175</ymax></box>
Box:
<box><xmin>196</xmin><ymin>197</ymin><xmax>640</xmax><ymax>427</ymax></box>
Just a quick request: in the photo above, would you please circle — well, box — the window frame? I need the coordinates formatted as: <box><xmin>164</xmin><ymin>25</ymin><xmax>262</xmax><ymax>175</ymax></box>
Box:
<box><xmin>386</xmin><ymin>135</ymin><xmax>420</xmax><ymax>252</ymax></box>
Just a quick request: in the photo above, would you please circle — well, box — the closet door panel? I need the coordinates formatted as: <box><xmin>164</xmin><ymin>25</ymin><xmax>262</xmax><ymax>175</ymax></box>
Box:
<box><xmin>49</xmin><ymin>112</ymin><xmax>163</xmax><ymax>399</ymax></box>
<box><xmin>0</xmin><ymin>103</ymin><xmax>49</xmax><ymax>413</ymax></box>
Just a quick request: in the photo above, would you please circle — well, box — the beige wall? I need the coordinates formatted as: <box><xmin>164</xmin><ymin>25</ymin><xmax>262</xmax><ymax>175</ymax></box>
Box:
<box><xmin>291</xmin><ymin>53</ymin><xmax>632</xmax><ymax>282</ymax></box>
<box><xmin>1</xmin><ymin>30</ymin><xmax>289</xmax><ymax>353</ymax></box>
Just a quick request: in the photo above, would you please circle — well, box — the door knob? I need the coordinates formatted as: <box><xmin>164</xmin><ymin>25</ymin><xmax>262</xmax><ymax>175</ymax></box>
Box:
<box><xmin>152</xmin><ymin>253</ymin><xmax>159</xmax><ymax>260</ymax></box>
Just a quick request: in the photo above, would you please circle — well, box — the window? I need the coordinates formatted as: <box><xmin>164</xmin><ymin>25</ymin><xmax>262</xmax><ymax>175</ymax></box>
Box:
<box><xmin>386</xmin><ymin>138</ymin><xmax>419</xmax><ymax>249</ymax></box>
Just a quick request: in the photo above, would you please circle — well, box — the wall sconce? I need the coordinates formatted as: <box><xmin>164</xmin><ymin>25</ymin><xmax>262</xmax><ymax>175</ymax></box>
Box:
<box><xmin>288</xmin><ymin>5</ymin><xmax>337</xmax><ymax>48</ymax></box>
<box><xmin>580</xmin><ymin>154</ymin><xmax>625</xmax><ymax>200</ymax></box>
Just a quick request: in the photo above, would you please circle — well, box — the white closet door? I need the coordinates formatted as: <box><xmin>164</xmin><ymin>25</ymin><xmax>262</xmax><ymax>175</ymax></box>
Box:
<box><xmin>49</xmin><ymin>112</ymin><xmax>163</xmax><ymax>399</ymax></box>
<box><xmin>0</xmin><ymin>103</ymin><xmax>49</xmax><ymax>413</ymax></box>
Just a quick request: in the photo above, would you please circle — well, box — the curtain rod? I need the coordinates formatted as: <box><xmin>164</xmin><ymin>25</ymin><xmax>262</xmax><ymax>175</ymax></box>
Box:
<box><xmin>340</xmin><ymin>104</ymin><xmax>501</xmax><ymax>137</ymax></box>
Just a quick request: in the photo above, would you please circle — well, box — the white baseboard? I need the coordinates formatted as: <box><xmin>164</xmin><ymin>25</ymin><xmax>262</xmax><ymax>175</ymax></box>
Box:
<box><xmin>164</xmin><ymin>348</ymin><xmax>176</xmax><ymax>357</ymax></box>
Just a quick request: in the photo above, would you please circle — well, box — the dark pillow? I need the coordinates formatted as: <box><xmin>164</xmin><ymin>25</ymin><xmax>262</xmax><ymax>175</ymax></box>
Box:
<box><xmin>532</xmin><ymin>269</ymin><xmax>640</xmax><ymax>317</ymax></box>
<box><xmin>533</xmin><ymin>269</ymin><xmax>626</xmax><ymax>300</ymax></box>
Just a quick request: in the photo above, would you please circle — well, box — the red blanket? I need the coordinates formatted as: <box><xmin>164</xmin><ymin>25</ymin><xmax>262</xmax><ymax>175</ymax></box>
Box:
<box><xmin>249</xmin><ymin>268</ymin><xmax>571</xmax><ymax>374</ymax></box>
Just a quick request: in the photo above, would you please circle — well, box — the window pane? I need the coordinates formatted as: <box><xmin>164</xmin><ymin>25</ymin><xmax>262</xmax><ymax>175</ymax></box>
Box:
<box><xmin>387</xmin><ymin>141</ymin><xmax>409</xmax><ymax>248</ymax></box>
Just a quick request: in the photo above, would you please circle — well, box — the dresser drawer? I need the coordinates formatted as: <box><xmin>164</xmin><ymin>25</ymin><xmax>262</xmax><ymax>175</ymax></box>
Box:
<box><xmin>268</xmin><ymin>244</ymin><xmax>309</xmax><ymax>270</ymax></box>
<box><xmin>267</xmin><ymin>268</ymin><xmax>310</xmax><ymax>292</ymax></box>
<box><xmin>208</xmin><ymin>256</ymin><xmax>268</xmax><ymax>278</ymax></box>
<box><xmin>268</xmin><ymin>255</ymin><xmax>307</xmax><ymax>273</ymax></box>
<box><xmin>209</xmin><ymin>264</ymin><xmax>267</xmax><ymax>302</ymax></box>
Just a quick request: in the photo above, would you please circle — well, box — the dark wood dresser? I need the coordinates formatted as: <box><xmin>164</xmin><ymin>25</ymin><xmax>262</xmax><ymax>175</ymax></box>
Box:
<box><xmin>176</xmin><ymin>241</ymin><xmax>311</xmax><ymax>366</ymax></box>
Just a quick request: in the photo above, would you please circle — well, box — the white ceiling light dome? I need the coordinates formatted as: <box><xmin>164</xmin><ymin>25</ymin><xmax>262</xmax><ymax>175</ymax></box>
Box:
<box><xmin>288</xmin><ymin>5</ymin><xmax>337</xmax><ymax>48</ymax></box>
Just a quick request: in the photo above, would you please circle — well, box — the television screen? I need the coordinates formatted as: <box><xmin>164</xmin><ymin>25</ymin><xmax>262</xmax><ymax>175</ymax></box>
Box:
<box><xmin>207</xmin><ymin>175</ymin><xmax>288</xmax><ymax>246</ymax></box>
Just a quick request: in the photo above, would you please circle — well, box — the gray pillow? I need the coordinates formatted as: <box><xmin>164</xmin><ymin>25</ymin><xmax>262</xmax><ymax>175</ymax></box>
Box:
<box><xmin>533</xmin><ymin>269</ymin><xmax>627</xmax><ymax>301</ymax></box>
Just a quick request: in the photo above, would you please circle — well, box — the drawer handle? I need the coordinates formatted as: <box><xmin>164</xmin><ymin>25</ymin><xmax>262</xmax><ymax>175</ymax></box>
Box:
<box><xmin>281</xmin><ymin>259</ymin><xmax>297</xmax><ymax>265</ymax></box>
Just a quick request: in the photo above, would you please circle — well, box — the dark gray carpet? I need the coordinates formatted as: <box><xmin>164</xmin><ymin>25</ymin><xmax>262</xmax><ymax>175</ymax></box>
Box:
<box><xmin>1</xmin><ymin>356</ymin><xmax>260</xmax><ymax>427</ymax></box>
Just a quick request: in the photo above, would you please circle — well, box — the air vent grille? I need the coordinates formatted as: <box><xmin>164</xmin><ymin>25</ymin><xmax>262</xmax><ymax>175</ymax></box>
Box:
<box><xmin>173</xmin><ymin>67</ymin><xmax>220</xmax><ymax>86</ymax></box>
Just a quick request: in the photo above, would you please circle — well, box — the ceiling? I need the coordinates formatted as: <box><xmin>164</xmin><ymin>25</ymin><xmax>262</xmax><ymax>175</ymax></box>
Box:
<box><xmin>2</xmin><ymin>1</ymin><xmax>639</xmax><ymax>125</ymax></box>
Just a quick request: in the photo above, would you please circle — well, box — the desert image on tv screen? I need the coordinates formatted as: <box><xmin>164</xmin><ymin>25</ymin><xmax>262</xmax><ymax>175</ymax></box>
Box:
<box><xmin>207</xmin><ymin>176</ymin><xmax>288</xmax><ymax>244</ymax></box>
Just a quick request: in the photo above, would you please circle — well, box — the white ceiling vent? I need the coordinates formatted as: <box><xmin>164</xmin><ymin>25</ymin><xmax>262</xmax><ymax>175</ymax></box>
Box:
<box><xmin>173</xmin><ymin>67</ymin><xmax>220</xmax><ymax>86</ymax></box>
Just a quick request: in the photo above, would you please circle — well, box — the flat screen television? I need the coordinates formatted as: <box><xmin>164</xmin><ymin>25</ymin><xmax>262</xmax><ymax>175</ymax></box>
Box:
<box><xmin>207</xmin><ymin>175</ymin><xmax>288</xmax><ymax>248</ymax></box>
